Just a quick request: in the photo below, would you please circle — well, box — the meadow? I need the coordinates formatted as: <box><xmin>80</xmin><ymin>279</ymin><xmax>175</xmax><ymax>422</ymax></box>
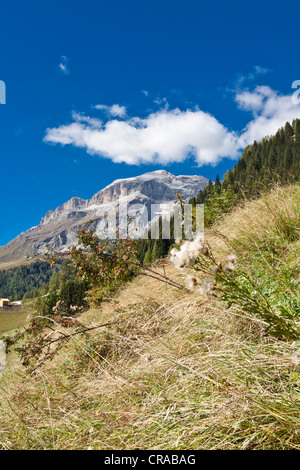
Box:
<box><xmin>0</xmin><ymin>183</ymin><xmax>299</xmax><ymax>450</ymax></box>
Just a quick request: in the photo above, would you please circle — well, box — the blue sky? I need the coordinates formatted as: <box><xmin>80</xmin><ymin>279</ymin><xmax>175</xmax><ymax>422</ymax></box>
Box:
<box><xmin>1</xmin><ymin>0</ymin><xmax>300</xmax><ymax>246</ymax></box>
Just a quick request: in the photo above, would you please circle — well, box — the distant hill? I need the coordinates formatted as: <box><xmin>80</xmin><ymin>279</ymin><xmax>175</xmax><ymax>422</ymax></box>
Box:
<box><xmin>0</xmin><ymin>260</ymin><xmax>57</xmax><ymax>300</ymax></box>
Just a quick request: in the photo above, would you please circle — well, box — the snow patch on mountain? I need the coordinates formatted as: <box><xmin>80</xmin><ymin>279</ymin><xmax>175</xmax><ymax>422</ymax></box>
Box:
<box><xmin>0</xmin><ymin>170</ymin><xmax>208</xmax><ymax>262</ymax></box>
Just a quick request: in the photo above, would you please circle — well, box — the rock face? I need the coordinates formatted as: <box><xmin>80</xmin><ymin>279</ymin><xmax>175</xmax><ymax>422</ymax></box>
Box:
<box><xmin>0</xmin><ymin>170</ymin><xmax>208</xmax><ymax>262</ymax></box>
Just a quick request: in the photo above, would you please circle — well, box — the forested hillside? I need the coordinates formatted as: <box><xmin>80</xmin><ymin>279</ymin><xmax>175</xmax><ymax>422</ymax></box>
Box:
<box><xmin>0</xmin><ymin>260</ymin><xmax>58</xmax><ymax>300</ymax></box>
<box><xmin>136</xmin><ymin>216</ymin><xmax>175</xmax><ymax>265</ymax></box>
<box><xmin>193</xmin><ymin>119</ymin><xmax>300</xmax><ymax>206</ymax></box>
<box><xmin>223</xmin><ymin>119</ymin><xmax>300</xmax><ymax>195</ymax></box>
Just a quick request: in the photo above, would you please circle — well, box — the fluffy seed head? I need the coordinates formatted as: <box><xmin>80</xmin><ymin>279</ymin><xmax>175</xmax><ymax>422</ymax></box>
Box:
<box><xmin>199</xmin><ymin>279</ymin><xmax>216</xmax><ymax>296</ymax></box>
<box><xmin>169</xmin><ymin>234</ymin><xmax>206</xmax><ymax>269</ymax></box>
<box><xmin>224</xmin><ymin>262</ymin><xmax>235</xmax><ymax>272</ymax></box>
<box><xmin>186</xmin><ymin>275</ymin><xmax>198</xmax><ymax>290</ymax></box>
<box><xmin>211</xmin><ymin>263</ymin><xmax>222</xmax><ymax>275</ymax></box>
<box><xmin>227</xmin><ymin>254</ymin><xmax>237</xmax><ymax>263</ymax></box>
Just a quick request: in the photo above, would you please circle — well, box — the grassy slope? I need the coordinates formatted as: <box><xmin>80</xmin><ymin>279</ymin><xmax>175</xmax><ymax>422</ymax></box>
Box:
<box><xmin>0</xmin><ymin>257</ymin><xmax>47</xmax><ymax>271</ymax></box>
<box><xmin>0</xmin><ymin>184</ymin><xmax>299</xmax><ymax>450</ymax></box>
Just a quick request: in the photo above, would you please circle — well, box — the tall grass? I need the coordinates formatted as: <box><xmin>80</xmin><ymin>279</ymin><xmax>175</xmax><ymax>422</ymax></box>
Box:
<box><xmin>0</xmin><ymin>183</ymin><xmax>299</xmax><ymax>450</ymax></box>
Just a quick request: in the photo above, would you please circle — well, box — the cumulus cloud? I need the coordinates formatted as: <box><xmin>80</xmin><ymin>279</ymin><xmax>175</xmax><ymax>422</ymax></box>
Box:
<box><xmin>44</xmin><ymin>85</ymin><xmax>300</xmax><ymax>166</ymax></box>
<box><xmin>236</xmin><ymin>85</ymin><xmax>300</xmax><ymax>147</ymax></box>
<box><xmin>44</xmin><ymin>108</ymin><xmax>240</xmax><ymax>166</ymax></box>
<box><xmin>94</xmin><ymin>104</ymin><xmax>127</xmax><ymax>118</ymax></box>
<box><xmin>58</xmin><ymin>56</ymin><xmax>70</xmax><ymax>75</ymax></box>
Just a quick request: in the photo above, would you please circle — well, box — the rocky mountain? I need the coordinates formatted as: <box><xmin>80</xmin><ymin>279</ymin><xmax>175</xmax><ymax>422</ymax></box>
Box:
<box><xmin>0</xmin><ymin>170</ymin><xmax>208</xmax><ymax>263</ymax></box>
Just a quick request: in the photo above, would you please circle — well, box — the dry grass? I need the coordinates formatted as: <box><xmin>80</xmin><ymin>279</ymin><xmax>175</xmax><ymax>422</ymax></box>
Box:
<box><xmin>208</xmin><ymin>183</ymin><xmax>300</xmax><ymax>255</ymax></box>
<box><xmin>0</xmin><ymin>183</ymin><xmax>299</xmax><ymax>450</ymax></box>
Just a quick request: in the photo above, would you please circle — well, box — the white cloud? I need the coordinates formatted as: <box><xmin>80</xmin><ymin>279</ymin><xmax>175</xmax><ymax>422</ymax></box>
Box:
<box><xmin>235</xmin><ymin>65</ymin><xmax>270</xmax><ymax>88</ymax></box>
<box><xmin>58</xmin><ymin>56</ymin><xmax>70</xmax><ymax>75</ymax></box>
<box><xmin>153</xmin><ymin>96</ymin><xmax>169</xmax><ymax>108</ymax></box>
<box><xmin>253</xmin><ymin>66</ymin><xmax>270</xmax><ymax>75</ymax></box>
<box><xmin>235</xmin><ymin>89</ymin><xmax>266</xmax><ymax>114</ymax></box>
<box><xmin>45</xmin><ymin>108</ymin><xmax>240</xmax><ymax>166</ymax></box>
<box><xmin>71</xmin><ymin>112</ymin><xmax>102</xmax><ymax>129</ymax></box>
<box><xmin>236</xmin><ymin>86</ymin><xmax>300</xmax><ymax>147</ymax></box>
<box><xmin>44</xmin><ymin>85</ymin><xmax>300</xmax><ymax>167</ymax></box>
<box><xmin>94</xmin><ymin>104</ymin><xmax>127</xmax><ymax>118</ymax></box>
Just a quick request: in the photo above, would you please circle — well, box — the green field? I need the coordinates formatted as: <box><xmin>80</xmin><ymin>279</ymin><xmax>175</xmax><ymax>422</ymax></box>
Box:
<box><xmin>0</xmin><ymin>310</ymin><xmax>30</xmax><ymax>335</ymax></box>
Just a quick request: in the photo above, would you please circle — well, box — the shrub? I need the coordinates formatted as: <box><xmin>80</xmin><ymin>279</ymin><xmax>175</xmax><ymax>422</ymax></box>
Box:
<box><xmin>59</xmin><ymin>279</ymin><xmax>88</xmax><ymax>313</ymax></box>
<box><xmin>35</xmin><ymin>290</ymin><xmax>59</xmax><ymax>317</ymax></box>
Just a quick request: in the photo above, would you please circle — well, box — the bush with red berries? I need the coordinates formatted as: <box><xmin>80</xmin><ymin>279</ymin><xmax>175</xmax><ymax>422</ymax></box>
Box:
<box><xmin>51</xmin><ymin>225</ymin><xmax>139</xmax><ymax>300</ymax></box>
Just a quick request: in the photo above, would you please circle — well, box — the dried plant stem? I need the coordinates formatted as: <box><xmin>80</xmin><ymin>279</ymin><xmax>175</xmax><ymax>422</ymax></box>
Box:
<box><xmin>130</xmin><ymin>261</ymin><xmax>187</xmax><ymax>290</ymax></box>
<box><xmin>139</xmin><ymin>272</ymin><xmax>189</xmax><ymax>291</ymax></box>
<box><xmin>38</xmin><ymin>320</ymin><xmax>115</xmax><ymax>352</ymax></box>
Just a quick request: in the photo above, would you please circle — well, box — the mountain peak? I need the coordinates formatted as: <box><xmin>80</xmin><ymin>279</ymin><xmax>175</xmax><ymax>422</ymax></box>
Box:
<box><xmin>0</xmin><ymin>170</ymin><xmax>209</xmax><ymax>263</ymax></box>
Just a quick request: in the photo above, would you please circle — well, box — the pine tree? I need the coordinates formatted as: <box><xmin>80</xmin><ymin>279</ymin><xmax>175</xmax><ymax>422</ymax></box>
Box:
<box><xmin>283</xmin><ymin>145</ymin><xmax>293</xmax><ymax>174</ymax></box>
<box><xmin>214</xmin><ymin>174</ymin><xmax>221</xmax><ymax>193</ymax></box>
<box><xmin>151</xmin><ymin>241</ymin><xmax>159</xmax><ymax>262</ymax></box>
<box><xmin>143</xmin><ymin>248</ymin><xmax>152</xmax><ymax>265</ymax></box>
<box><xmin>294</xmin><ymin>119</ymin><xmax>300</xmax><ymax>142</ymax></box>
<box><xmin>285</xmin><ymin>122</ymin><xmax>294</xmax><ymax>139</ymax></box>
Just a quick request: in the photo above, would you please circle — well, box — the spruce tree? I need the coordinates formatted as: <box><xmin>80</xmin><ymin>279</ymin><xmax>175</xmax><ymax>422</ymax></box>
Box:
<box><xmin>143</xmin><ymin>248</ymin><xmax>152</xmax><ymax>265</ymax></box>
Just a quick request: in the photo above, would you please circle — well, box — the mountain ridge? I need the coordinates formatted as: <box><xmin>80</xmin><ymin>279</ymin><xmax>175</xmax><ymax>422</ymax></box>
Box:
<box><xmin>0</xmin><ymin>170</ymin><xmax>208</xmax><ymax>263</ymax></box>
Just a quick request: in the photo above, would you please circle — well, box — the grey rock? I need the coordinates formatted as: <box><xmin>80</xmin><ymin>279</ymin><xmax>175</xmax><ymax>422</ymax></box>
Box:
<box><xmin>0</xmin><ymin>170</ymin><xmax>208</xmax><ymax>262</ymax></box>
